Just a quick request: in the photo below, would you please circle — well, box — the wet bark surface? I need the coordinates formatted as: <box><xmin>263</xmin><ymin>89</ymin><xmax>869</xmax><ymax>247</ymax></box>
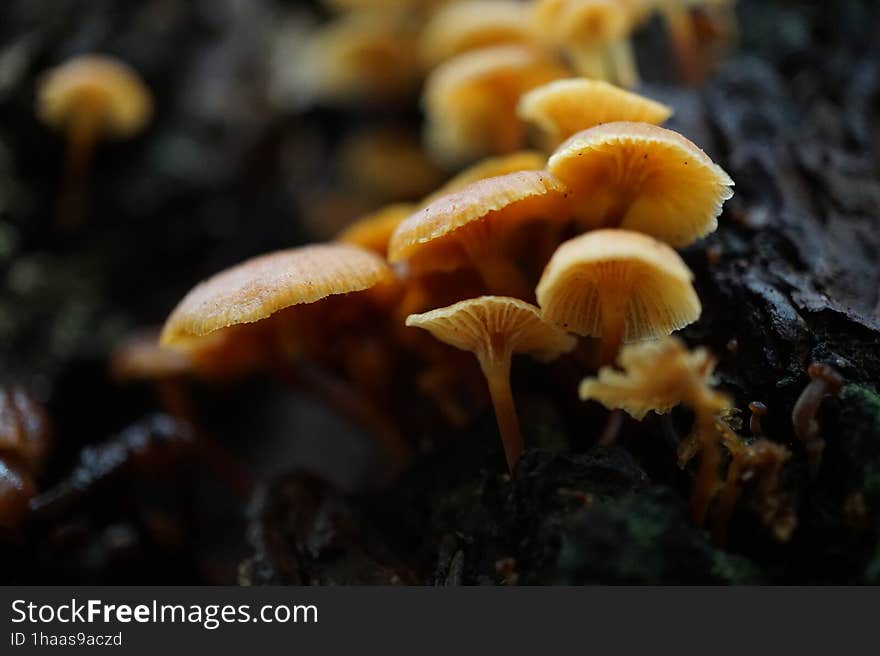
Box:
<box><xmin>0</xmin><ymin>0</ymin><xmax>878</xmax><ymax>584</ymax></box>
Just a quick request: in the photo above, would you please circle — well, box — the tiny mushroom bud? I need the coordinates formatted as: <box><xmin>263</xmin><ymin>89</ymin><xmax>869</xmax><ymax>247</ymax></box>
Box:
<box><xmin>389</xmin><ymin>170</ymin><xmax>571</xmax><ymax>298</ymax></box>
<box><xmin>37</xmin><ymin>54</ymin><xmax>153</xmax><ymax>225</ymax></box>
<box><xmin>419</xmin><ymin>0</ymin><xmax>532</xmax><ymax>68</ymax></box>
<box><xmin>423</xmin><ymin>45</ymin><xmax>568</xmax><ymax>165</ymax></box>
<box><xmin>748</xmin><ymin>401</ymin><xmax>767</xmax><ymax>437</ymax></box>
<box><xmin>407</xmin><ymin>296</ymin><xmax>575</xmax><ymax>471</ymax></box>
<box><xmin>537</xmin><ymin>229</ymin><xmax>701</xmax><ymax>364</ymax></box>
<box><xmin>792</xmin><ymin>362</ymin><xmax>843</xmax><ymax>477</ymax></box>
<box><xmin>547</xmin><ymin>121</ymin><xmax>734</xmax><ymax>246</ymax></box>
<box><xmin>517</xmin><ymin>78</ymin><xmax>672</xmax><ymax>149</ymax></box>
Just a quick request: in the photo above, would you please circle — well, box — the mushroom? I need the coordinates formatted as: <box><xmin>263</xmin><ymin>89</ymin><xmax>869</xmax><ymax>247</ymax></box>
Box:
<box><xmin>792</xmin><ymin>362</ymin><xmax>843</xmax><ymax>477</ymax></box>
<box><xmin>406</xmin><ymin>296</ymin><xmax>575</xmax><ymax>471</ymax></box>
<box><xmin>579</xmin><ymin>336</ymin><xmax>733</xmax><ymax>524</ymax></box>
<box><xmin>422</xmin><ymin>150</ymin><xmax>546</xmax><ymax>203</ymax></box>
<box><xmin>389</xmin><ymin>170</ymin><xmax>571</xmax><ymax>298</ymax></box>
<box><xmin>336</xmin><ymin>204</ymin><xmax>415</xmax><ymax>256</ymax></box>
<box><xmin>419</xmin><ymin>0</ymin><xmax>532</xmax><ymax>68</ymax></box>
<box><xmin>537</xmin><ymin>229</ymin><xmax>701</xmax><ymax>364</ymax></box>
<box><xmin>517</xmin><ymin>78</ymin><xmax>672</xmax><ymax>149</ymax></box>
<box><xmin>423</xmin><ymin>45</ymin><xmax>568</xmax><ymax>165</ymax></box>
<box><xmin>296</xmin><ymin>13</ymin><xmax>422</xmax><ymax>106</ymax></box>
<box><xmin>532</xmin><ymin>0</ymin><xmax>640</xmax><ymax>87</ymax></box>
<box><xmin>547</xmin><ymin>121</ymin><xmax>734</xmax><ymax>246</ymax></box>
<box><xmin>0</xmin><ymin>387</ymin><xmax>52</xmax><ymax>474</ymax></box>
<box><xmin>0</xmin><ymin>457</ymin><xmax>37</xmax><ymax>532</ymax></box>
<box><xmin>748</xmin><ymin>401</ymin><xmax>767</xmax><ymax>437</ymax></box>
<box><xmin>161</xmin><ymin>243</ymin><xmax>408</xmax><ymax>464</ymax></box>
<box><xmin>36</xmin><ymin>54</ymin><xmax>153</xmax><ymax>225</ymax></box>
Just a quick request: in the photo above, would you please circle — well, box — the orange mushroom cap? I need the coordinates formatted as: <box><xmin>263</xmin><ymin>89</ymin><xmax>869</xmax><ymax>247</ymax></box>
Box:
<box><xmin>547</xmin><ymin>121</ymin><xmax>734</xmax><ymax>246</ymax></box>
<box><xmin>423</xmin><ymin>45</ymin><xmax>568</xmax><ymax>164</ymax></box>
<box><xmin>423</xmin><ymin>150</ymin><xmax>546</xmax><ymax>204</ymax></box>
<box><xmin>160</xmin><ymin>243</ymin><xmax>398</xmax><ymax>348</ymax></box>
<box><xmin>517</xmin><ymin>78</ymin><xmax>672</xmax><ymax>148</ymax></box>
<box><xmin>536</xmin><ymin>229</ymin><xmax>701</xmax><ymax>341</ymax></box>
<box><xmin>37</xmin><ymin>54</ymin><xmax>153</xmax><ymax>138</ymax></box>
<box><xmin>336</xmin><ymin>203</ymin><xmax>415</xmax><ymax>255</ymax></box>
<box><xmin>388</xmin><ymin>170</ymin><xmax>570</xmax><ymax>274</ymax></box>
<box><xmin>419</xmin><ymin>0</ymin><xmax>532</xmax><ymax>68</ymax></box>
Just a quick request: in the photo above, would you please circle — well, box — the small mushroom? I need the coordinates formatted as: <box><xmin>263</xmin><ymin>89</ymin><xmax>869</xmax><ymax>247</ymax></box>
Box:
<box><xmin>423</xmin><ymin>150</ymin><xmax>546</xmax><ymax>203</ymax></box>
<box><xmin>517</xmin><ymin>78</ymin><xmax>672</xmax><ymax>149</ymax></box>
<box><xmin>748</xmin><ymin>401</ymin><xmax>767</xmax><ymax>437</ymax></box>
<box><xmin>0</xmin><ymin>457</ymin><xmax>37</xmax><ymax>532</ymax></box>
<box><xmin>406</xmin><ymin>296</ymin><xmax>575</xmax><ymax>471</ymax></box>
<box><xmin>336</xmin><ymin>203</ymin><xmax>415</xmax><ymax>256</ymax></box>
<box><xmin>419</xmin><ymin>0</ymin><xmax>532</xmax><ymax>68</ymax></box>
<box><xmin>0</xmin><ymin>387</ymin><xmax>53</xmax><ymax>474</ymax></box>
<box><xmin>792</xmin><ymin>362</ymin><xmax>843</xmax><ymax>477</ymax></box>
<box><xmin>533</xmin><ymin>0</ymin><xmax>639</xmax><ymax>87</ymax></box>
<box><xmin>37</xmin><ymin>54</ymin><xmax>153</xmax><ymax>225</ymax></box>
<box><xmin>537</xmin><ymin>229</ymin><xmax>701</xmax><ymax>364</ymax></box>
<box><xmin>389</xmin><ymin>170</ymin><xmax>571</xmax><ymax>298</ymax></box>
<box><xmin>423</xmin><ymin>45</ymin><xmax>568</xmax><ymax>165</ymax></box>
<box><xmin>546</xmin><ymin>121</ymin><xmax>734</xmax><ymax>246</ymax></box>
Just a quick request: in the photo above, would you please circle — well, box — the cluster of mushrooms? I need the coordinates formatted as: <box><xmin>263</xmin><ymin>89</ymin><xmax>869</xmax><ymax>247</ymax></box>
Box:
<box><xmin>295</xmin><ymin>0</ymin><xmax>737</xmax><ymax>167</ymax></box>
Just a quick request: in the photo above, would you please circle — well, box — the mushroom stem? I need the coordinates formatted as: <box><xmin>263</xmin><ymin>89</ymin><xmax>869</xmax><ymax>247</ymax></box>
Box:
<box><xmin>461</xmin><ymin>230</ymin><xmax>532</xmax><ymax>299</ymax></box>
<box><xmin>570</xmin><ymin>46</ymin><xmax>608</xmax><ymax>81</ymax></box>
<box><xmin>690</xmin><ymin>415</ymin><xmax>720</xmax><ymax>525</ymax></box>
<box><xmin>598</xmin><ymin>276</ymin><xmax>631</xmax><ymax>365</ymax></box>
<box><xmin>791</xmin><ymin>363</ymin><xmax>842</xmax><ymax>477</ymax></box>
<box><xmin>605</xmin><ymin>39</ymin><xmax>640</xmax><ymax>89</ymax></box>
<box><xmin>660</xmin><ymin>1</ymin><xmax>701</xmax><ymax>86</ymax></box>
<box><xmin>478</xmin><ymin>347</ymin><xmax>523</xmax><ymax>473</ymax></box>
<box><xmin>58</xmin><ymin>106</ymin><xmax>102</xmax><ymax>227</ymax></box>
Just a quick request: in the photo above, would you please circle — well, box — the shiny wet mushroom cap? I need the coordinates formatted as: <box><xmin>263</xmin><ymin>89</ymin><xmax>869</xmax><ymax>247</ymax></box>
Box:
<box><xmin>423</xmin><ymin>150</ymin><xmax>547</xmax><ymax>204</ymax></box>
<box><xmin>537</xmin><ymin>229</ymin><xmax>701</xmax><ymax>363</ymax></box>
<box><xmin>407</xmin><ymin>296</ymin><xmax>575</xmax><ymax>470</ymax></box>
<box><xmin>517</xmin><ymin>78</ymin><xmax>672</xmax><ymax>148</ymax></box>
<box><xmin>160</xmin><ymin>243</ymin><xmax>397</xmax><ymax>347</ymax></box>
<box><xmin>547</xmin><ymin>121</ymin><xmax>734</xmax><ymax>246</ymax></box>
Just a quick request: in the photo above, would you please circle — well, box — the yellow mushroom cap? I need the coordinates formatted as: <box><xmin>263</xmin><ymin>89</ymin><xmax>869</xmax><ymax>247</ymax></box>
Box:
<box><xmin>160</xmin><ymin>243</ymin><xmax>397</xmax><ymax>347</ymax></box>
<box><xmin>388</xmin><ymin>170</ymin><xmax>570</xmax><ymax>271</ymax></box>
<box><xmin>37</xmin><ymin>54</ymin><xmax>153</xmax><ymax>138</ymax></box>
<box><xmin>533</xmin><ymin>0</ymin><xmax>630</xmax><ymax>48</ymax></box>
<box><xmin>423</xmin><ymin>45</ymin><xmax>568</xmax><ymax>164</ymax></box>
<box><xmin>406</xmin><ymin>296</ymin><xmax>575</xmax><ymax>361</ymax></box>
<box><xmin>298</xmin><ymin>13</ymin><xmax>421</xmax><ymax>105</ymax></box>
<box><xmin>419</xmin><ymin>0</ymin><xmax>532</xmax><ymax>68</ymax></box>
<box><xmin>423</xmin><ymin>150</ymin><xmax>546</xmax><ymax>204</ymax></box>
<box><xmin>517</xmin><ymin>78</ymin><xmax>673</xmax><ymax>148</ymax></box>
<box><xmin>336</xmin><ymin>203</ymin><xmax>415</xmax><ymax>255</ymax></box>
<box><xmin>579</xmin><ymin>336</ymin><xmax>721</xmax><ymax>419</ymax></box>
<box><xmin>536</xmin><ymin>229</ymin><xmax>701</xmax><ymax>340</ymax></box>
<box><xmin>547</xmin><ymin>121</ymin><xmax>734</xmax><ymax>246</ymax></box>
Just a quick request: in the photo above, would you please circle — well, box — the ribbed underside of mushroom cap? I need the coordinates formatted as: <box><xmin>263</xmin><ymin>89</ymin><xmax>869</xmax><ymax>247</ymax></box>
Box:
<box><xmin>406</xmin><ymin>296</ymin><xmax>575</xmax><ymax>361</ymax></box>
<box><xmin>423</xmin><ymin>150</ymin><xmax>546</xmax><ymax>204</ymax></box>
<box><xmin>388</xmin><ymin>170</ymin><xmax>570</xmax><ymax>271</ymax></box>
<box><xmin>423</xmin><ymin>45</ymin><xmax>567</xmax><ymax>163</ymax></box>
<box><xmin>517</xmin><ymin>79</ymin><xmax>672</xmax><ymax>147</ymax></box>
<box><xmin>420</xmin><ymin>0</ymin><xmax>532</xmax><ymax>67</ymax></box>
<box><xmin>547</xmin><ymin>121</ymin><xmax>734</xmax><ymax>247</ymax></box>
<box><xmin>160</xmin><ymin>243</ymin><xmax>396</xmax><ymax>346</ymax></box>
<box><xmin>337</xmin><ymin>203</ymin><xmax>415</xmax><ymax>255</ymax></box>
<box><xmin>537</xmin><ymin>229</ymin><xmax>701</xmax><ymax>341</ymax></box>
<box><xmin>38</xmin><ymin>55</ymin><xmax>153</xmax><ymax>137</ymax></box>
<box><xmin>579</xmin><ymin>337</ymin><xmax>720</xmax><ymax>420</ymax></box>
